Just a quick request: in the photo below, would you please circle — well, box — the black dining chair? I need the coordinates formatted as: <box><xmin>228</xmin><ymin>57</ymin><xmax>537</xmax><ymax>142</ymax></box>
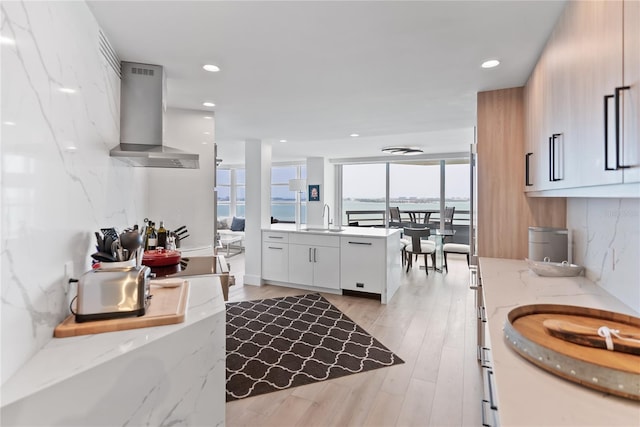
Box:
<box><xmin>389</xmin><ymin>206</ymin><xmax>401</xmax><ymax>222</ymax></box>
<box><xmin>403</xmin><ymin>227</ymin><xmax>436</xmax><ymax>275</ymax></box>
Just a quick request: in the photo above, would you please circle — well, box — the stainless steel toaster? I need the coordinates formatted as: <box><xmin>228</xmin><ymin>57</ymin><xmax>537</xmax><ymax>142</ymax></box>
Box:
<box><xmin>75</xmin><ymin>266</ymin><xmax>151</xmax><ymax>322</ymax></box>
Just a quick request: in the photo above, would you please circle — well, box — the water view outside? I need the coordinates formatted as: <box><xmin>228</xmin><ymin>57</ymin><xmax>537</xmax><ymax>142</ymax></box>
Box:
<box><xmin>342</xmin><ymin>162</ymin><xmax>470</xmax><ymax>225</ymax></box>
<box><xmin>217</xmin><ymin>162</ymin><xmax>470</xmax><ymax>224</ymax></box>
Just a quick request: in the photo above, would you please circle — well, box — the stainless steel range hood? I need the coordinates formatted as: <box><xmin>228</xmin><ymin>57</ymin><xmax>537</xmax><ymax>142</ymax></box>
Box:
<box><xmin>110</xmin><ymin>61</ymin><xmax>200</xmax><ymax>169</ymax></box>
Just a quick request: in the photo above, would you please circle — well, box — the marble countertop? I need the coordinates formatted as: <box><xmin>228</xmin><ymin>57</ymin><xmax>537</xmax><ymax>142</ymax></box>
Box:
<box><xmin>265</xmin><ymin>223</ymin><xmax>401</xmax><ymax>238</ymax></box>
<box><xmin>1</xmin><ymin>250</ymin><xmax>225</xmax><ymax>408</ymax></box>
<box><xmin>479</xmin><ymin>257</ymin><xmax>639</xmax><ymax>426</ymax></box>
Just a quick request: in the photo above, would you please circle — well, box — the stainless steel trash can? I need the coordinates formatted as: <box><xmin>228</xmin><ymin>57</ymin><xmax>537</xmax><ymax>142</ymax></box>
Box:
<box><xmin>528</xmin><ymin>227</ymin><xmax>568</xmax><ymax>262</ymax></box>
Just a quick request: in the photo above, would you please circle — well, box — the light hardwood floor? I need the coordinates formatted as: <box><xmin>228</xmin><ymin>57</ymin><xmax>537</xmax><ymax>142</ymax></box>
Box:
<box><xmin>225</xmin><ymin>253</ymin><xmax>482</xmax><ymax>427</ymax></box>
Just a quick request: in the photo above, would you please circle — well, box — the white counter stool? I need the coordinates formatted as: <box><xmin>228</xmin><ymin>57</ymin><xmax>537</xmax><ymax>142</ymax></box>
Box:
<box><xmin>443</xmin><ymin>243</ymin><xmax>470</xmax><ymax>271</ymax></box>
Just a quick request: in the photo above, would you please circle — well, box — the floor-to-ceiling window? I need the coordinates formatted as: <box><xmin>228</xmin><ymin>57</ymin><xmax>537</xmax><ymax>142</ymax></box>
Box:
<box><xmin>342</xmin><ymin>163</ymin><xmax>386</xmax><ymax>226</ymax></box>
<box><xmin>271</xmin><ymin>165</ymin><xmax>307</xmax><ymax>222</ymax></box>
<box><xmin>217</xmin><ymin>164</ymin><xmax>306</xmax><ymax>222</ymax></box>
<box><xmin>339</xmin><ymin>158</ymin><xmax>470</xmax><ymax>240</ymax></box>
<box><xmin>389</xmin><ymin>162</ymin><xmax>441</xmax><ymax>223</ymax></box>
<box><xmin>216</xmin><ymin>169</ymin><xmax>231</xmax><ymax>217</ymax></box>
<box><xmin>235</xmin><ymin>169</ymin><xmax>245</xmax><ymax>217</ymax></box>
<box><xmin>444</xmin><ymin>160</ymin><xmax>470</xmax><ymax>224</ymax></box>
<box><xmin>216</xmin><ymin>168</ymin><xmax>245</xmax><ymax>218</ymax></box>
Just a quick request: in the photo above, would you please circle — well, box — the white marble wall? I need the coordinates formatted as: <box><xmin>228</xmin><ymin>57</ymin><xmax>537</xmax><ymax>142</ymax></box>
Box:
<box><xmin>147</xmin><ymin>107</ymin><xmax>216</xmax><ymax>249</ymax></box>
<box><xmin>567</xmin><ymin>198</ymin><xmax>640</xmax><ymax>312</ymax></box>
<box><xmin>1</xmin><ymin>2</ymin><xmax>146</xmax><ymax>383</ymax></box>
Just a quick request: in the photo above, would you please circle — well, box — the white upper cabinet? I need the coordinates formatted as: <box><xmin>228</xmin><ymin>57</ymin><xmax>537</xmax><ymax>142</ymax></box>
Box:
<box><xmin>525</xmin><ymin>0</ymin><xmax>639</xmax><ymax>194</ymax></box>
<box><xmin>621</xmin><ymin>0</ymin><xmax>639</xmax><ymax>183</ymax></box>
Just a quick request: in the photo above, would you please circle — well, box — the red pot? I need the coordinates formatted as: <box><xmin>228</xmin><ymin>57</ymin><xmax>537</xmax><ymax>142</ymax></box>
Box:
<box><xmin>142</xmin><ymin>248</ymin><xmax>181</xmax><ymax>267</ymax></box>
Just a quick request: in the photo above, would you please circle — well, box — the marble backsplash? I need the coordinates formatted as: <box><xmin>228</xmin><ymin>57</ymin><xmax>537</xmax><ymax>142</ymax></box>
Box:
<box><xmin>1</xmin><ymin>2</ymin><xmax>146</xmax><ymax>383</ymax></box>
<box><xmin>567</xmin><ymin>197</ymin><xmax>640</xmax><ymax>313</ymax></box>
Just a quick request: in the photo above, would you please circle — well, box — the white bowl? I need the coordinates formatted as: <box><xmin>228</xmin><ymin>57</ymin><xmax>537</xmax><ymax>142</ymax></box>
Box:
<box><xmin>526</xmin><ymin>258</ymin><xmax>584</xmax><ymax>277</ymax></box>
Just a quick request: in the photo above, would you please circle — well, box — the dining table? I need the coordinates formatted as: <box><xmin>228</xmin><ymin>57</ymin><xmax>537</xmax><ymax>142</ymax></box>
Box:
<box><xmin>400</xmin><ymin>209</ymin><xmax>439</xmax><ymax>224</ymax></box>
<box><xmin>432</xmin><ymin>228</ymin><xmax>456</xmax><ymax>272</ymax></box>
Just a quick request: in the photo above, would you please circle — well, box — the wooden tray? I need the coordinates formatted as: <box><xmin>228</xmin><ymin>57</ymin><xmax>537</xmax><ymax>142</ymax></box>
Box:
<box><xmin>504</xmin><ymin>304</ymin><xmax>640</xmax><ymax>400</ymax></box>
<box><xmin>54</xmin><ymin>280</ymin><xmax>190</xmax><ymax>338</ymax></box>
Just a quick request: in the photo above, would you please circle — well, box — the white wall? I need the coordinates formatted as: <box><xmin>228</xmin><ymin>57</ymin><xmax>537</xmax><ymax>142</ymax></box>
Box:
<box><xmin>244</xmin><ymin>139</ymin><xmax>271</xmax><ymax>286</ymax></box>
<box><xmin>147</xmin><ymin>108</ymin><xmax>216</xmax><ymax>248</ymax></box>
<box><xmin>567</xmin><ymin>198</ymin><xmax>640</xmax><ymax>312</ymax></box>
<box><xmin>1</xmin><ymin>1</ymin><xmax>147</xmax><ymax>383</ymax></box>
<box><xmin>306</xmin><ymin>157</ymin><xmax>325</xmax><ymax>227</ymax></box>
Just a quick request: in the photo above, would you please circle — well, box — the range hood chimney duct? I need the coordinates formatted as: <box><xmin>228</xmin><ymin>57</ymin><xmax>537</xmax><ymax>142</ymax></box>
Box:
<box><xmin>110</xmin><ymin>61</ymin><xmax>200</xmax><ymax>169</ymax></box>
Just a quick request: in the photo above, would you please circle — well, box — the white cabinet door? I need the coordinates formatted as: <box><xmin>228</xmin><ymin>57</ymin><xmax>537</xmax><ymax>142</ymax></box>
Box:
<box><xmin>622</xmin><ymin>0</ymin><xmax>640</xmax><ymax>183</ymax></box>
<box><xmin>288</xmin><ymin>233</ymin><xmax>340</xmax><ymax>289</ymax></box>
<box><xmin>262</xmin><ymin>241</ymin><xmax>289</xmax><ymax>282</ymax></box>
<box><xmin>288</xmin><ymin>244</ymin><xmax>314</xmax><ymax>286</ymax></box>
<box><xmin>567</xmin><ymin>0</ymin><xmax>624</xmax><ymax>187</ymax></box>
<box><xmin>340</xmin><ymin>237</ymin><xmax>384</xmax><ymax>294</ymax></box>
<box><xmin>524</xmin><ymin>60</ymin><xmax>546</xmax><ymax>192</ymax></box>
<box><xmin>313</xmin><ymin>246</ymin><xmax>340</xmax><ymax>290</ymax></box>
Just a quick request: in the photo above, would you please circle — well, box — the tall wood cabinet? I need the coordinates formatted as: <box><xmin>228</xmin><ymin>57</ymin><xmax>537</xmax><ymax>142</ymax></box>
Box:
<box><xmin>524</xmin><ymin>0</ymin><xmax>639</xmax><ymax>194</ymax></box>
<box><xmin>478</xmin><ymin>88</ymin><xmax>566</xmax><ymax>260</ymax></box>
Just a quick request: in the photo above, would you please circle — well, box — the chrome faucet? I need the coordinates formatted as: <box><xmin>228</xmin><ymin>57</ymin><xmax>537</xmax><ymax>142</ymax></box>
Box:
<box><xmin>323</xmin><ymin>203</ymin><xmax>330</xmax><ymax>229</ymax></box>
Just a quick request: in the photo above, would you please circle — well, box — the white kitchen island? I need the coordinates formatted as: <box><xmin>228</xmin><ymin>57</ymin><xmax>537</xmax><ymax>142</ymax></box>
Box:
<box><xmin>262</xmin><ymin>224</ymin><xmax>402</xmax><ymax>303</ymax></box>
<box><xmin>479</xmin><ymin>257</ymin><xmax>639</xmax><ymax>426</ymax></box>
<box><xmin>0</xmin><ymin>271</ymin><xmax>226</xmax><ymax>426</ymax></box>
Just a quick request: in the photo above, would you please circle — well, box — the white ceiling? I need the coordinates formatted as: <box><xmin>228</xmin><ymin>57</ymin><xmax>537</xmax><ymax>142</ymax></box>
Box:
<box><xmin>88</xmin><ymin>0</ymin><xmax>566</xmax><ymax>165</ymax></box>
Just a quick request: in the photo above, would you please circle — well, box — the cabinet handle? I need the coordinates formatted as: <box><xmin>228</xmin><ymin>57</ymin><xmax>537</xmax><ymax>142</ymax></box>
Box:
<box><xmin>356</xmin><ymin>282</ymin><xmax>365</xmax><ymax>288</ymax></box>
<box><xmin>553</xmin><ymin>134</ymin><xmax>562</xmax><ymax>181</ymax></box>
<box><xmin>481</xmin><ymin>399</ymin><xmax>492</xmax><ymax>427</ymax></box>
<box><xmin>313</xmin><ymin>247</ymin><xmax>317</xmax><ymax>263</ymax></box>
<box><xmin>548</xmin><ymin>136</ymin><xmax>553</xmax><ymax>181</ymax></box>
<box><xmin>525</xmin><ymin>152</ymin><xmax>533</xmax><ymax>186</ymax></box>
<box><xmin>486</xmin><ymin>369</ymin><xmax>498</xmax><ymax>410</ymax></box>
<box><xmin>615</xmin><ymin>86</ymin><xmax>631</xmax><ymax>169</ymax></box>
<box><xmin>604</xmin><ymin>94</ymin><xmax>616</xmax><ymax>170</ymax></box>
<box><xmin>268</xmin><ymin>235</ymin><xmax>284</xmax><ymax>239</ymax></box>
<box><xmin>268</xmin><ymin>246</ymin><xmax>283</xmax><ymax>250</ymax></box>
<box><xmin>348</xmin><ymin>241</ymin><xmax>372</xmax><ymax>245</ymax></box>
<box><xmin>549</xmin><ymin>134</ymin><xmax>562</xmax><ymax>181</ymax></box>
<box><xmin>309</xmin><ymin>247</ymin><xmax>312</xmax><ymax>262</ymax></box>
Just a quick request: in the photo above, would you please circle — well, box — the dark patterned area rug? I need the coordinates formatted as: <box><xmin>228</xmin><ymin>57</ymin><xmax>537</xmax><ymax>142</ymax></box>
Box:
<box><xmin>226</xmin><ymin>293</ymin><xmax>404</xmax><ymax>401</ymax></box>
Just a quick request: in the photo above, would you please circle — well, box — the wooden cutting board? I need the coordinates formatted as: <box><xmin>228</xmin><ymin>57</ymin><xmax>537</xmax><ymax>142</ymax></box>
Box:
<box><xmin>54</xmin><ymin>280</ymin><xmax>190</xmax><ymax>338</ymax></box>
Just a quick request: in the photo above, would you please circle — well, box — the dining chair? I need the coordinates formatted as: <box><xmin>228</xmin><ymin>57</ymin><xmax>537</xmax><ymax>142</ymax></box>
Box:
<box><xmin>389</xmin><ymin>206</ymin><xmax>401</xmax><ymax>222</ymax></box>
<box><xmin>403</xmin><ymin>227</ymin><xmax>436</xmax><ymax>275</ymax></box>
<box><xmin>443</xmin><ymin>206</ymin><xmax>455</xmax><ymax>231</ymax></box>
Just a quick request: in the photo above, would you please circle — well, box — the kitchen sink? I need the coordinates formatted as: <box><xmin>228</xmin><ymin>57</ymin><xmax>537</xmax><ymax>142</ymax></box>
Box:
<box><xmin>302</xmin><ymin>227</ymin><xmax>345</xmax><ymax>232</ymax></box>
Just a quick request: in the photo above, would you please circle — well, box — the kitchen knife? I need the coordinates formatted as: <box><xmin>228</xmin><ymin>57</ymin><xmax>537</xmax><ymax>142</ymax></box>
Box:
<box><xmin>176</xmin><ymin>229</ymin><xmax>189</xmax><ymax>236</ymax></box>
<box><xmin>173</xmin><ymin>225</ymin><xmax>187</xmax><ymax>233</ymax></box>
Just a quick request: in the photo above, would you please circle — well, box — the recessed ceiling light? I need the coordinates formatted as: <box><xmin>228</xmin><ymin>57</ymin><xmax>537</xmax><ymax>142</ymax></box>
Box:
<box><xmin>202</xmin><ymin>101</ymin><xmax>215</xmax><ymax>107</ymax></box>
<box><xmin>59</xmin><ymin>87</ymin><xmax>76</xmax><ymax>94</ymax></box>
<box><xmin>1</xmin><ymin>36</ymin><xmax>15</xmax><ymax>45</ymax></box>
<box><xmin>202</xmin><ymin>141</ymin><xmax>208</xmax><ymax>145</ymax></box>
<box><xmin>279</xmin><ymin>139</ymin><xmax>287</xmax><ymax>143</ymax></box>
<box><xmin>203</xmin><ymin>64</ymin><xmax>220</xmax><ymax>72</ymax></box>
<box><xmin>65</xmin><ymin>146</ymin><xmax>78</xmax><ymax>152</ymax></box>
<box><xmin>203</xmin><ymin>116</ymin><xmax>213</xmax><ymax>120</ymax></box>
<box><xmin>350</xmin><ymin>133</ymin><xmax>359</xmax><ymax>137</ymax></box>
<box><xmin>481</xmin><ymin>59</ymin><xmax>500</xmax><ymax>69</ymax></box>
<box><xmin>204</xmin><ymin>131</ymin><xmax>210</xmax><ymax>135</ymax></box>
<box><xmin>3</xmin><ymin>121</ymin><xmax>16</xmax><ymax>126</ymax></box>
